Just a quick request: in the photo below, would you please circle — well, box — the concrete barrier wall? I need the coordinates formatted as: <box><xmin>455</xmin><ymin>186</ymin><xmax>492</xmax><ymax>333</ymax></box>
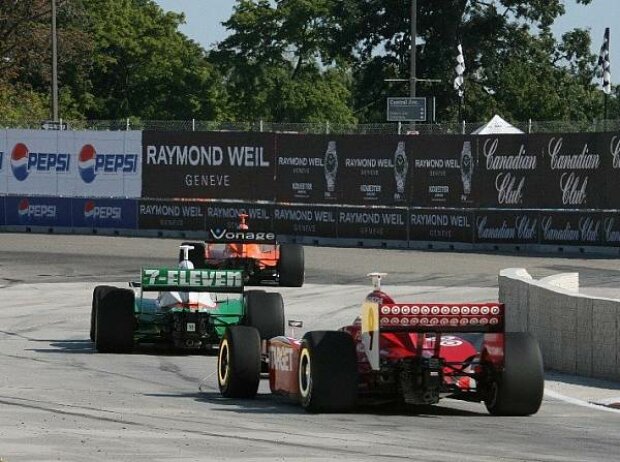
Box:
<box><xmin>499</xmin><ymin>268</ymin><xmax>620</xmax><ymax>381</ymax></box>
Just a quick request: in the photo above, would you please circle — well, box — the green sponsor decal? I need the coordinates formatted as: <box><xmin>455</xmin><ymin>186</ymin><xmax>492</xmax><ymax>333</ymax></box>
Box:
<box><xmin>141</xmin><ymin>268</ymin><xmax>243</xmax><ymax>289</ymax></box>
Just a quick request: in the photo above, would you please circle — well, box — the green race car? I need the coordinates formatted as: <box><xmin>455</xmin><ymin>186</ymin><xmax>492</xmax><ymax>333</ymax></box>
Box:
<box><xmin>90</xmin><ymin>265</ymin><xmax>284</xmax><ymax>353</ymax></box>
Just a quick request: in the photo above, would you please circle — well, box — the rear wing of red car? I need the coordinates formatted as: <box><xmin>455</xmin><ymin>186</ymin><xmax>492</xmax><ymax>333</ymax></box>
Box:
<box><xmin>361</xmin><ymin>301</ymin><xmax>505</xmax><ymax>369</ymax></box>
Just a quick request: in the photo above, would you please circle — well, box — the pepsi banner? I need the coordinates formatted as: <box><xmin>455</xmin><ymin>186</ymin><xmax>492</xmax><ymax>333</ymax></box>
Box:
<box><xmin>473</xmin><ymin>210</ymin><xmax>538</xmax><ymax>245</ymax></box>
<box><xmin>273</xmin><ymin>204</ymin><xmax>338</xmax><ymax>237</ymax></box>
<box><xmin>142</xmin><ymin>131</ymin><xmax>276</xmax><ymax>200</ymax></box>
<box><xmin>337</xmin><ymin>207</ymin><xmax>408</xmax><ymax>241</ymax></box>
<box><xmin>72</xmin><ymin>199</ymin><xmax>137</xmax><ymax>229</ymax></box>
<box><xmin>138</xmin><ymin>200</ymin><xmax>206</xmax><ymax>231</ymax></box>
<box><xmin>0</xmin><ymin>129</ymin><xmax>6</xmax><ymax>194</ymax></box>
<box><xmin>204</xmin><ymin>202</ymin><xmax>273</xmax><ymax>232</ymax></box>
<box><xmin>410</xmin><ymin>135</ymin><xmax>477</xmax><ymax>208</ymax></box>
<box><xmin>3</xmin><ymin>130</ymin><xmax>141</xmax><ymax>198</ymax></box>
<box><xmin>409</xmin><ymin>209</ymin><xmax>474</xmax><ymax>243</ymax></box>
<box><xmin>5</xmin><ymin>196</ymin><xmax>72</xmax><ymax>227</ymax></box>
<box><xmin>538</xmin><ymin>211</ymin><xmax>603</xmax><ymax>246</ymax></box>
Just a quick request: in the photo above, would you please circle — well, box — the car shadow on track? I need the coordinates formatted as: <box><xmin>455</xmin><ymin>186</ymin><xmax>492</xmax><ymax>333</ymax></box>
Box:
<box><xmin>30</xmin><ymin>340</ymin><xmax>221</xmax><ymax>356</ymax></box>
<box><xmin>28</xmin><ymin>340</ymin><xmax>95</xmax><ymax>354</ymax></box>
<box><xmin>144</xmin><ymin>391</ymin><xmax>487</xmax><ymax>417</ymax></box>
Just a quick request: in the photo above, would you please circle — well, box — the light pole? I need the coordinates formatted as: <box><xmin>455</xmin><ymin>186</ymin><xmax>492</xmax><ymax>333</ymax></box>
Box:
<box><xmin>51</xmin><ymin>0</ymin><xmax>59</xmax><ymax>121</ymax></box>
<box><xmin>409</xmin><ymin>0</ymin><xmax>417</xmax><ymax>131</ymax></box>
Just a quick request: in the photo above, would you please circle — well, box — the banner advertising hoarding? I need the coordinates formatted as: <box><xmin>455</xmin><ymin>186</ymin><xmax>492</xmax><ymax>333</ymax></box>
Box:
<box><xmin>204</xmin><ymin>202</ymin><xmax>273</xmax><ymax>232</ymax></box>
<box><xmin>142</xmin><ymin>131</ymin><xmax>276</xmax><ymax>200</ymax></box>
<box><xmin>538</xmin><ymin>211</ymin><xmax>602</xmax><ymax>246</ymax></box>
<box><xmin>138</xmin><ymin>200</ymin><xmax>206</xmax><ymax>231</ymax></box>
<box><xmin>337</xmin><ymin>207</ymin><xmax>408</xmax><ymax>241</ymax></box>
<box><xmin>5</xmin><ymin>196</ymin><xmax>72</xmax><ymax>227</ymax></box>
<box><xmin>4</xmin><ymin>130</ymin><xmax>141</xmax><ymax>198</ymax></box>
<box><xmin>272</xmin><ymin>204</ymin><xmax>338</xmax><ymax>237</ymax></box>
<box><xmin>476</xmin><ymin>135</ymin><xmax>539</xmax><ymax>208</ymax></box>
<box><xmin>0</xmin><ymin>196</ymin><xmax>4</xmax><ymax>226</ymax></box>
<box><xmin>601</xmin><ymin>214</ymin><xmax>620</xmax><ymax>247</ymax></box>
<box><xmin>0</xmin><ymin>129</ymin><xmax>6</xmax><ymax>194</ymax></box>
<box><xmin>528</xmin><ymin>133</ymin><xmax>604</xmax><ymax>209</ymax></box>
<box><xmin>410</xmin><ymin>135</ymin><xmax>476</xmax><ymax>208</ymax></box>
<box><xmin>473</xmin><ymin>210</ymin><xmax>539</xmax><ymax>244</ymax></box>
<box><xmin>72</xmin><ymin>198</ymin><xmax>137</xmax><ymax>229</ymax></box>
<box><xmin>596</xmin><ymin>132</ymin><xmax>620</xmax><ymax>210</ymax></box>
<box><xmin>409</xmin><ymin>209</ymin><xmax>474</xmax><ymax>243</ymax></box>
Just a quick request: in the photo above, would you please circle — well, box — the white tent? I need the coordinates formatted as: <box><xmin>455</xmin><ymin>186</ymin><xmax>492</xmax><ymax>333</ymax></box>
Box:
<box><xmin>472</xmin><ymin>114</ymin><xmax>524</xmax><ymax>135</ymax></box>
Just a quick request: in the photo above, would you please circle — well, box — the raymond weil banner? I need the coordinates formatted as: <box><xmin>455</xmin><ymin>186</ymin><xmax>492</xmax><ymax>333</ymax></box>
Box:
<box><xmin>529</xmin><ymin>133</ymin><xmax>604</xmax><ymax>209</ymax></box>
<box><xmin>272</xmin><ymin>204</ymin><xmax>338</xmax><ymax>237</ymax></box>
<box><xmin>142</xmin><ymin>131</ymin><xmax>276</xmax><ymax>200</ymax></box>
<box><xmin>72</xmin><ymin>198</ymin><xmax>137</xmax><ymax>229</ymax></box>
<box><xmin>538</xmin><ymin>211</ymin><xmax>603</xmax><ymax>246</ymax></box>
<box><xmin>473</xmin><ymin>210</ymin><xmax>539</xmax><ymax>245</ymax></box>
<box><xmin>409</xmin><ymin>209</ymin><xmax>474</xmax><ymax>243</ymax></box>
<box><xmin>138</xmin><ymin>199</ymin><xmax>206</xmax><ymax>231</ymax></box>
<box><xmin>4</xmin><ymin>130</ymin><xmax>141</xmax><ymax>198</ymax></box>
<box><xmin>476</xmin><ymin>135</ymin><xmax>539</xmax><ymax>208</ymax></box>
<box><xmin>410</xmin><ymin>135</ymin><xmax>477</xmax><ymax>207</ymax></box>
<box><xmin>5</xmin><ymin>196</ymin><xmax>72</xmax><ymax>227</ymax></box>
<box><xmin>204</xmin><ymin>202</ymin><xmax>273</xmax><ymax>232</ymax></box>
<box><xmin>337</xmin><ymin>207</ymin><xmax>408</xmax><ymax>241</ymax></box>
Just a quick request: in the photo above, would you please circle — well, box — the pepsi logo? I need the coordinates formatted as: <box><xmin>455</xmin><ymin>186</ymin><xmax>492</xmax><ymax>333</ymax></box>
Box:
<box><xmin>78</xmin><ymin>145</ymin><xmax>138</xmax><ymax>184</ymax></box>
<box><xmin>83</xmin><ymin>200</ymin><xmax>122</xmax><ymax>221</ymax></box>
<box><xmin>17</xmin><ymin>198</ymin><xmax>56</xmax><ymax>222</ymax></box>
<box><xmin>11</xmin><ymin>143</ymin><xmax>29</xmax><ymax>181</ymax></box>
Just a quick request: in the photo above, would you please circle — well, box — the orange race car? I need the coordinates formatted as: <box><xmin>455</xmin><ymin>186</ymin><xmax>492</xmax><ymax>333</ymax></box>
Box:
<box><xmin>180</xmin><ymin>214</ymin><xmax>305</xmax><ymax>287</ymax></box>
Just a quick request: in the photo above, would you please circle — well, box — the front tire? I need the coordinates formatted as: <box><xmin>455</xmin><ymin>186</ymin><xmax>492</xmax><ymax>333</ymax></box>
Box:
<box><xmin>244</xmin><ymin>290</ymin><xmax>285</xmax><ymax>340</ymax></box>
<box><xmin>298</xmin><ymin>331</ymin><xmax>357</xmax><ymax>413</ymax></box>
<box><xmin>278</xmin><ymin>244</ymin><xmax>304</xmax><ymax>287</ymax></box>
<box><xmin>218</xmin><ymin>326</ymin><xmax>261</xmax><ymax>398</ymax></box>
<box><xmin>95</xmin><ymin>288</ymin><xmax>135</xmax><ymax>353</ymax></box>
<box><xmin>485</xmin><ymin>332</ymin><xmax>544</xmax><ymax>416</ymax></box>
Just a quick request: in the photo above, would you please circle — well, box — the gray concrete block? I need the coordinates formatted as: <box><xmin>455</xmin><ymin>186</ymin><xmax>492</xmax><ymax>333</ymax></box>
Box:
<box><xmin>576</xmin><ymin>297</ymin><xmax>593</xmax><ymax>377</ymax></box>
<box><xmin>592</xmin><ymin>299</ymin><xmax>619</xmax><ymax>381</ymax></box>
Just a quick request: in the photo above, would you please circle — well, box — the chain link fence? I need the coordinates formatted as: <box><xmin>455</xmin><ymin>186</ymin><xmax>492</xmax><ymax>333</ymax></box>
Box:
<box><xmin>2</xmin><ymin>119</ymin><xmax>620</xmax><ymax>134</ymax></box>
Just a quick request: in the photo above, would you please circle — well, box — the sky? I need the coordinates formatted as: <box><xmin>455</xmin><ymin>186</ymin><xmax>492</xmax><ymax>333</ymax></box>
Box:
<box><xmin>155</xmin><ymin>0</ymin><xmax>618</xmax><ymax>83</ymax></box>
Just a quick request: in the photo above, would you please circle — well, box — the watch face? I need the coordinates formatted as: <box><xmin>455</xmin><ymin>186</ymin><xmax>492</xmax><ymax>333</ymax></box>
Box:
<box><xmin>395</xmin><ymin>153</ymin><xmax>407</xmax><ymax>175</ymax></box>
<box><xmin>462</xmin><ymin>154</ymin><xmax>471</xmax><ymax>170</ymax></box>
<box><xmin>325</xmin><ymin>153</ymin><xmax>337</xmax><ymax>173</ymax></box>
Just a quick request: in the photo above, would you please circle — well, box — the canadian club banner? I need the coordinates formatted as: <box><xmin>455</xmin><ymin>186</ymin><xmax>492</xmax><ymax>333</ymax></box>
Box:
<box><xmin>596</xmin><ymin>132</ymin><xmax>620</xmax><ymax>209</ymax></box>
<box><xmin>203</xmin><ymin>202</ymin><xmax>273</xmax><ymax>232</ymax></box>
<box><xmin>409</xmin><ymin>209</ymin><xmax>473</xmax><ymax>243</ymax></box>
<box><xmin>602</xmin><ymin>213</ymin><xmax>620</xmax><ymax>247</ymax></box>
<box><xmin>337</xmin><ymin>207</ymin><xmax>408</xmax><ymax>241</ymax></box>
<box><xmin>410</xmin><ymin>135</ymin><xmax>477</xmax><ymax>207</ymax></box>
<box><xmin>276</xmin><ymin>134</ymin><xmax>409</xmax><ymax>205</ymax></box>
<box><xmin>538</xmin><ymin>211</ymin><xmax>603</xmax><ymax>246</ymax></box>
<box><xmin>474</xmin><ymin>210</ymin><xmax>538</xmax><ymax>244</ymax></box>
<box><xmin>272</xmin><ymin>204</ymin><xmax>338</xmax><ymax>237</ymax></box>
<box><xmin>138</xmin><ymin>199</ymin><xmax>206</xmax><ymax>231</ymax></box>
<box><xmin>476</xmin><ymin>135</ymin><xmax>539</xmax><ymax>208</ymax></box>
<box><xmin>142</xmin><ymin>131</ymin><xmax>276</xmax><ymax>200</ymax></box>
<box><xmin>528</xmin><ymin>133</ymin><xmax>604</xmax><ymax>209</ymax></box>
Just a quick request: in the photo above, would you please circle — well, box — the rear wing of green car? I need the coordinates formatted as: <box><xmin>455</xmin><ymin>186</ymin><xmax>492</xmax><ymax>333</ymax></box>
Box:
<box><xmin>140</xmin><ymin>268</ymin><xmax>244</xmax><ymax>293</ymax></box>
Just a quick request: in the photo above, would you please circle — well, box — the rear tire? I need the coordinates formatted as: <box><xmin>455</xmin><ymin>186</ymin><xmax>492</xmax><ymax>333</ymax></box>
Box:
<box><xmin>90</xmin><ymin>285</ymin><xmax>115</xmax><ymax>342</ymax></box>
<box><xmin>95</xmin><ymin>288</ymin><xmax>135</xmax><ymax>353</ymax></box>
<box><xmin>485</xmin><ymin>333</ymin><xmax>544</xmax><ymax>416</ymax></box>
<box><xmin>278</xmin><ymin>244</ymin><xmax>304</xmax><ymax>287</ymax></box>
<box><xmin>217</xmin><ymin>326</ymin><xmax>261</xmax><ymax>398</ymax></box>
<box><xmin>299</xmin><ymin>331</ymin><xmax>357</xmax><ymax>413</ymax></box>
<box><xmin>179</xmin><ymin>241</ymin><xmax>206</xmax><ymax>269</ymax></box>
<box><xmin>244</xmin><ymin>290</ymin><xmax>285</xmax><ymax>340</ymax></box>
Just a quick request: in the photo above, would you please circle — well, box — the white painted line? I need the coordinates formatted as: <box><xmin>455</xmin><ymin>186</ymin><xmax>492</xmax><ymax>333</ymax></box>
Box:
<box><xmin>545</xmin><ymin>389</ymin><xmax>620</xmax><ymax>415</ymax></box>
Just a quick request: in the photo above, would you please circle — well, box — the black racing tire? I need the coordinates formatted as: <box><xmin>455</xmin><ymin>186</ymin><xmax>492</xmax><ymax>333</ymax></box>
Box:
<box><xmin>95</xmin><ymin>288</ymin><xmax>135</xmax><ymax>353</ymax></box>
<box><xmin>217</xmin><ymin>326</ymin><xmax>261</xmax><ymax>398</ymax></box>
<box><xmin>90</xmin><ymin>285</ymin><xmax>115</xmax><ymax>342</ymax></box>
<box><xmin>485</xmin><ymin>332</ymin><xmax>544</xmax><ymax>416</ymax></box>
<box><xmin>244</xmin><ymin>290</ymin><xmax>285</xmax><ymax>340</ymax></box>
<box><xmin>298</xmin><ymin>331</ymin><xmax>358</xmax><ymax>413</ymax></box>
<box><xmin>179</xmin><ymin>242</ymin><xmax>206</xmax><ymax>269</ymax></box>
<box><xmin>278</xmin><ymin>244</ymin><xmax>304</xmax><ymax>287</ymax></box>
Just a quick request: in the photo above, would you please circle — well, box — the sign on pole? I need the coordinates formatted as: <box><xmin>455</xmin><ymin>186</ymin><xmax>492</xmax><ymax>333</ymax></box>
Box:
<box><xmin>387</xmin><ymin>97</ymin><xmax>427</xmax><ymax>122</ymax></box>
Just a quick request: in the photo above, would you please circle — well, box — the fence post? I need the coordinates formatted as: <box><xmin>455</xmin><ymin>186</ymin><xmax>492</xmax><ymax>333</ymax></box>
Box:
<box><xmin>326</xmin><ymin>121</ymin><xmax>330</xmax><ymax>135</ymax></box>
<box><xmin>259</xmin><ymin>119</ymin><xmax>264</xmax><ymax>132</ymax></box>
<box><xmin>126</xmin><ymin>118</ymin><xmax>130</xmax><ymax>130</ymax></box>
<box><xmin>461</xmin><ymin>120</ymin><xmax>466</xmax><ymax>135</ymax></box>
<box><xmin>528</xmin><ymin>118</ymin><xmax>532</xmax><ymax>134</ymax></box>
<box><xmin>398</xmin><ymin>121</ymin><xmax>402</xmax><ymax>135</ymax></box>
<box><xmin>59</xmin><ymin>118</ymin><xmax>63</xmax><ymax>131</ymax></box>
<box><xmin>192</xmin><ymin>118</ymin><xmax>196</xmax><ymax>131</ymax></box>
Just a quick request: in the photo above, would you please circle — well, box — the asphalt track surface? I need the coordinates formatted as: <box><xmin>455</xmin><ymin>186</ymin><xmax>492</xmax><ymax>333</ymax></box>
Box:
<box><xmin>1</xmin><ymin>233</ymin><xmax>620</xmax><ymax>461</ymax></box>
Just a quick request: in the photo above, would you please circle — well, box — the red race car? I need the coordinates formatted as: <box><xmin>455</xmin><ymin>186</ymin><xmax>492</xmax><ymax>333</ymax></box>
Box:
<box><xmin>181</xmin><ymin>214</ymin><xmax>304</xmax><ymax>287</ymax></box>
<box><xmin>216</xmin><ymin>273</ymin><xmax>544</xmax><ymax>415</ymax></box>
